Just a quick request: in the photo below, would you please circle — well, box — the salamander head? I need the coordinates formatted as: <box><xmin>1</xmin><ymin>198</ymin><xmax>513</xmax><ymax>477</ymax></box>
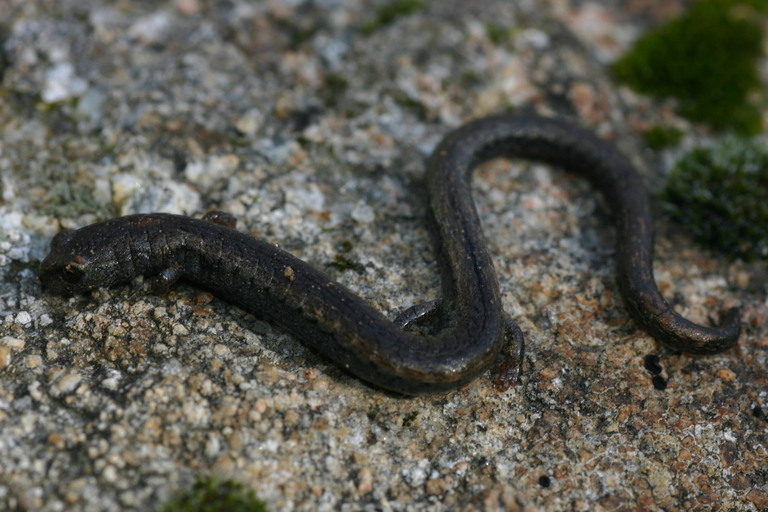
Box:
<box><xmin>39</xmin><ymin>227</ymin><xmax>124</xmax><ymax>295</ymax></box>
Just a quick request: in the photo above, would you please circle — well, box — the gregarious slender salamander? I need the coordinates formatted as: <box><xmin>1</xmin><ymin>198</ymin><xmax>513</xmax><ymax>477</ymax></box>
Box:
<box><xmin>39</xmin><ymin>114</ymin><xmax>741</xmax><ymax>394</ymax></box>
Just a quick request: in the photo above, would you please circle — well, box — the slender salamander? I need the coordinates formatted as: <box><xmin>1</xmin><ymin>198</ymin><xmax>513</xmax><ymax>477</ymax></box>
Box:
<box><xmin>39</xmin><ymin>114</ymin><xmax>741</xmax><ymax>394</ymax></box>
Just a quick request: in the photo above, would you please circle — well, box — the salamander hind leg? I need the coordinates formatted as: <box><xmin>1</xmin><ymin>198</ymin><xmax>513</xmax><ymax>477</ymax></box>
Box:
<box><xmin>493</xmin><ymin>315</ymin><xmax>525</xmax><ymax>391</ymax></box>
<box><xmin>396</xmin><ymin>302</ymin><xmax>525</xmax><ymax>389</ymax></box>
<box><xmin>394</xmin><ymin>300</ymin><xmax>441</xmax><ymax>330</ymax></box>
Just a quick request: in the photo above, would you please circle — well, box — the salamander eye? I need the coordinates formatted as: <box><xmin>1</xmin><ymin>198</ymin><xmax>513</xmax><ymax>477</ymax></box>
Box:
<box><xmin>62</xmin><ymin>256</ymin><xmax>87</xmax><ymax>284</ymax></box>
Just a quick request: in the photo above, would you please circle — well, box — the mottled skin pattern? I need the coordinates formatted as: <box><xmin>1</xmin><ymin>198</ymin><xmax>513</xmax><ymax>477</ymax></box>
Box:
<box><xmin>39</xmin><ymin>114</ymin><xmax>740</xmax><ymax>395</ymax></box>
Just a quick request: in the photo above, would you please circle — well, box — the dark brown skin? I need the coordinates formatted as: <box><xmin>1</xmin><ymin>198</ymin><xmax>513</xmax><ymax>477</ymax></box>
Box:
<box><xmin>39</xmin><ymin>114</ymin><xmax>740</xmax><ymax>395</ymax></box>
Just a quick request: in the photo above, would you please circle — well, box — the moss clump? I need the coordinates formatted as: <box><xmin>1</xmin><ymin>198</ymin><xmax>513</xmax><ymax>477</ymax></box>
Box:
<box><xmin>402</xmin><ymin>410</ymin><xmax>419</xmax><ymax>426</ymax></box>
<box><xmin>158</xmin><ymin>477</ymin><xmax>268</xmax><ymax>512</ymax></box>
<box><xmin>612</xmin><ymin>0</ymin><xmax>766</xmax><ymax>135</ymax></box>
<box><xmin>360</xmin><ymin>0</ymin><xmax>425</xmax><ymax>35</ymax></box>
<box><xmin>321</xmin><ymin>72</ymin><xmax>350</xmax><ymax>106</ymax></box>
<box><xmin>644</xmin><ymin>125</ymin><xmax>684</xmax><ymax>150</ymax></box>
<box><xmin>661</xmin><ymin>136</ymin><xmax>768</xmax><ymax>260</ymax></box>
<box><xmin>329</xmin><ymin>254</ymin><xmax>365</xmax><ymax>273</ymax></box>
<box><xmin>485</xmin><ymin>23</ymin><xmax>513</xmax><ymax>45</ymax></box>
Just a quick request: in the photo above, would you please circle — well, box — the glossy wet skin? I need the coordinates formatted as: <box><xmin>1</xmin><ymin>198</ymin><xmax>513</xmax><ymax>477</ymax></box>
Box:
<box><xmin>39</xmin><ymin>114</ymin><xmax>740</xmax><ymax>394</ymax></box>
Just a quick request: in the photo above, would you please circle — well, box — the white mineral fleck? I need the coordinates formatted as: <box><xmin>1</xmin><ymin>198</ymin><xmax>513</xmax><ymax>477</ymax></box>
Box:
<box><xmin>42</xmin><ymin>62</ymin><xmax>88</xmax><ymax>103</ymax></box>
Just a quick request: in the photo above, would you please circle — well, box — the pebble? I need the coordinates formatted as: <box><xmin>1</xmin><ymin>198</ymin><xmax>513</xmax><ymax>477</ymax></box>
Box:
<box><xmin>42</xmin><ymin>62</ymin><xmax>88</xmax><ymax>103</ymax></box>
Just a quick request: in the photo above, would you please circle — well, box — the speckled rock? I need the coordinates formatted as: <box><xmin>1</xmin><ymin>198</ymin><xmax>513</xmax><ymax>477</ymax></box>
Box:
<box><xmin>1</xmin><ymin>1</ymin><xmax>766</xmax><ymax>511</ymax></box>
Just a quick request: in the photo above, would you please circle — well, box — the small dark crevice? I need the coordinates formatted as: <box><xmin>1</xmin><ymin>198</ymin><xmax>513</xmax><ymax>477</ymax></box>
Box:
<box><xmin>0</xmin><ymin>24</ymin><xmax>10</xmax><ymax>83</ymax></box>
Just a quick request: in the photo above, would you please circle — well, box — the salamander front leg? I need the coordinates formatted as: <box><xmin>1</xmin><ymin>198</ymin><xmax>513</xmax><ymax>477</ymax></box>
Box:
<box><xmin>150</xmin><ymin>262</ymin><xmax>183</xmax><ymax>293</ymax></box>
<box><xmin>202</xmin><ymin>210</ymin><xmax>238</xmax><ymax>229</ymax></box>
<box><xmin>493</xmin><ymin>315</ymin><xmax>525</xmax><ymax>390</ymax></box>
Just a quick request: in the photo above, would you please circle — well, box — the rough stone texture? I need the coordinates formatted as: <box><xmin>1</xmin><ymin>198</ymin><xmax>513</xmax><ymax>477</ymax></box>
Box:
<box><xmin>1</xmin><ymin>1</ymin><xmax>767</xmax><ymax>511</ymax></box>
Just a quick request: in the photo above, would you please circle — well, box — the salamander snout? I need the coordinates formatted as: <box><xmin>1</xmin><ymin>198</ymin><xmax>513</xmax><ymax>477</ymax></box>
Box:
<box><xmin>39</xmin><ymin>227</ymin><xmax>122</xmax><ymax>295</ymax></box>
<box><xmin>39</xmin><ymin>250</ymin><xmax>94</xmax><ymax>295</ymax></box>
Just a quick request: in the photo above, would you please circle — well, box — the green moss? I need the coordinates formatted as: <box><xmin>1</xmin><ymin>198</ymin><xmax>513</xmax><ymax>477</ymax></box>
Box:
<box><xmin>273</xmin><ymin>18</ymin><xmax>319</xmax><ymax>49</ymax></box>
<box><xmin>158</xmin><ymin>477</ymin><xmax>268</xmax><ymax>512</ymax></box>
<box><xmin>329</xmin><ymin>254</ymin><xmax>365</xmax><ymax>273</ymax></box>
<box><xmin>402</xmin><ymin>410</ymin><xmax>419</xmax><ymax>426</ymax></box>
<box><xmin>485</xmin><ymin>23</ymin><xmax>513</xmax><ymax>45</ymax></box>
<box><xmin>661</xmin><ymin>136</ymin><xmax>768</xmax><ymax>260</ymax></box>
<box><xmin>321</xmin><ymin>72</ymin><xmax>350</xmax><ymax>106</ymax></box>
<box><xmin>391</xmin><ymin>90</ymin><xmax>428</xmax><ymax>118</ymax></box>
<box><xmin>45</xmin><ymin>181</ymin><xmax>109</xmax><ymax>217</ymax></box>
<box><xmin>459</xmin><ymin>70</ymin><xmax>483</xmax><ymax>89</ymax></box>
<box><xmin>643</xmin><ymin>125</ymin><xmax>684</xmax><ymax>150</ymax></box>
<box><xmin>360</xmin><ymin>0</ymin><xmax>425</xmax><ymax>35</ymax></box>
<box><xmin>612</xmin><ymin>0</ymin><xmax>766</xmax><ymax>135</ymax></box>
